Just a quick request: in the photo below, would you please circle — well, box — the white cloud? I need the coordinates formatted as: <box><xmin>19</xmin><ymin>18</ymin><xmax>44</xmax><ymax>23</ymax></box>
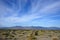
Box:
<box><xmin>40</xmin><ymin>2</ymin><xmax>60</xmax><ymax>13</ymax></box>
<box><xmin>1</xmin><ymin>14</ymin><xmax>41</xmax><ymax>23</ymax></box>
<box><xmin>0</xmin><ymin>0</ymin><xmax>60</xmax><ymax>27</ymax></box>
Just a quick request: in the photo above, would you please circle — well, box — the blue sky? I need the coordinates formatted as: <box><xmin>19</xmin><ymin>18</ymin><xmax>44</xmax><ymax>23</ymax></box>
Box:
<box><xmin>0</xmin><ymin>0</ymin><xmax>60</xmax><ymax>27</ymax></box>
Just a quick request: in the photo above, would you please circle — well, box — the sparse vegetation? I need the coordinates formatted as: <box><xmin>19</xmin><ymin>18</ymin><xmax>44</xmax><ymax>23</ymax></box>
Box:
<box><xmin>0</xmin><ymin>29</ymin><xmax>60</xmax><ymax>40</ymax></box>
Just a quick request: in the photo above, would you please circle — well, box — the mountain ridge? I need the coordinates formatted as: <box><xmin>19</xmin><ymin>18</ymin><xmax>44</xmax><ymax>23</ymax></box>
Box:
<box><xmin>0</xmin><ymin>26</ymin><xmax>60</xmax><ymax>30</ymax></box>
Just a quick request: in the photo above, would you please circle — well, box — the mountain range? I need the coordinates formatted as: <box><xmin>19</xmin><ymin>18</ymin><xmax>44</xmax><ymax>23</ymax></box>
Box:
<box><xmin>0</xmin><ymin>26</ymin><xmax>60</xmax><ymax>30</ymax></box>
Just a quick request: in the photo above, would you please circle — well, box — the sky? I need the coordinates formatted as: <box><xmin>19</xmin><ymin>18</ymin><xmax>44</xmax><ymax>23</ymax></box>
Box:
<box><xmin>0</xmin><ymin>0</ymin><xmax>60</xmax><ymax>27</ymax></box>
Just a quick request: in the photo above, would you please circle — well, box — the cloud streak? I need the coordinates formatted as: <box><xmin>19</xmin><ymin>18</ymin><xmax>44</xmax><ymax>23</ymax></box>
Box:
<box><xmin>0</xmin><ymin>0</ymin><xmax>60</xmax><ymax>27</ymax></box>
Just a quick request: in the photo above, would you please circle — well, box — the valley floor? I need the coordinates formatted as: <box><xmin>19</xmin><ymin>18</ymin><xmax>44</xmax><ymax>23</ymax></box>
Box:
<box><xmin>0</xmin><ymin>29</ymin><xmax>60</xmax><ymax>40</ymax></box>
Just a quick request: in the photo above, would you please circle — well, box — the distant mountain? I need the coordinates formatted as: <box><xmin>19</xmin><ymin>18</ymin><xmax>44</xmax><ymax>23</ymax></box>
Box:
<box><xmin>0</xmin><ymin>26</ymin><xmax>60</xmax><ymax>30</ymax></box>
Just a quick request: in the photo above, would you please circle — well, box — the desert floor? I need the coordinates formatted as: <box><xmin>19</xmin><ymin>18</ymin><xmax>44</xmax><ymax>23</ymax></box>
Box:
<box><xmin>0</xmin><ymin>29</ymin><xmax>60</xmax><ymax>40</ymax></box>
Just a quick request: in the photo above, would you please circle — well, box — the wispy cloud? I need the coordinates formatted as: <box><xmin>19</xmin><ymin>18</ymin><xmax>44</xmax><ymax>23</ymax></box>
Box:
<box><xmin>0</xmin><ymin>0</ymin><xmax>60</xmax><ymax>27</ymax></box>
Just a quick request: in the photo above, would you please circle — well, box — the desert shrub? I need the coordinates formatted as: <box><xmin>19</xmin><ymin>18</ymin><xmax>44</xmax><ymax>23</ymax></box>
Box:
<box><xmin>35</xmin><ymin>31</ymin><xmax>38</xmax><ymax>36</ymax></box>
<box><xmin>48</xmin><ymin>35</ymin><xmax>52</xmax><ymax>37</ymax></box>
<box><xmin>32</xmin><ymin>37</ymin><xmax>36</xmax><ymax>40</ymax></box>
<box><xmin>38</xmin><ymin>30</ymin><xmax>45</xmax><ymax>35</ymax></box>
